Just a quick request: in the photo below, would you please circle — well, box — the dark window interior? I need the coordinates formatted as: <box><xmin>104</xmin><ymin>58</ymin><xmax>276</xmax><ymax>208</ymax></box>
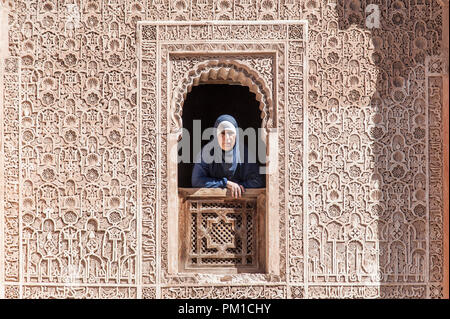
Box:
<box><xmin>178</xmin><ymin>84</ymin><xmax>265</xmax><ymax>187</ymax></box>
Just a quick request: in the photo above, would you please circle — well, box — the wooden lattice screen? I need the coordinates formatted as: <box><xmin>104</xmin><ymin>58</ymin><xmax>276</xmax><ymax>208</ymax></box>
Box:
<box><xmin>178</xmin><ymin>188</ymin><xmax>266</xmax><ymax>274</ymax></box>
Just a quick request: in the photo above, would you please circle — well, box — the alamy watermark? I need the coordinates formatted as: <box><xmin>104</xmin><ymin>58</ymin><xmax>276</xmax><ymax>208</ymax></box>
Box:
<box><xmin>65</xmin><ymin>4</ymin><xmax>81</xmax><ymax>34</ymax></box>
<box><xmin>365</xmin><ymin>4</ymin><xmax>380</xmax><ymax>29</ymax></box>
<box><xmin>171</xmin><ymin>120</ymin><xmax>277</xmax><ymax>174</ymax></box>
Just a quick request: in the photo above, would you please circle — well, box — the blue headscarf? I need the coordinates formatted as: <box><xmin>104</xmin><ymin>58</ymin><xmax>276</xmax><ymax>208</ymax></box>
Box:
<box><xmin>211</xmin><ymin>114</ymin><xmax>241</xmax><ymax>176</ymax></box>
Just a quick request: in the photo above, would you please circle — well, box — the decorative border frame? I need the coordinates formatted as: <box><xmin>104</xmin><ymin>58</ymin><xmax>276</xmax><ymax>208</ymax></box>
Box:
<box><xmin>137</xmin><ymin>20</ymin><xmax>307</xmax><ymax>297</ymax></box>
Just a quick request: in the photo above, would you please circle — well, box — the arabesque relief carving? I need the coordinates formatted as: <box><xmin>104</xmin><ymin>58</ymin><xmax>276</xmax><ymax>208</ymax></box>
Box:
<box><xmin>0</xmin><ymin>0</ymin><xmax>446</xmax><ymax>299</ymax></box>
<box><xmin>171</xmin><ymin>58</ymin><xmax>275</xmax><ymax>136</ymax></box>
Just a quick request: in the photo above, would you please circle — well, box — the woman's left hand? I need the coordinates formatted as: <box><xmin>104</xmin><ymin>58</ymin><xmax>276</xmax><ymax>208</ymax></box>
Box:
<box><xmin>226</xmin><ymin>180</ymin><xmax>245</xmax><ymax>198</ymax></box>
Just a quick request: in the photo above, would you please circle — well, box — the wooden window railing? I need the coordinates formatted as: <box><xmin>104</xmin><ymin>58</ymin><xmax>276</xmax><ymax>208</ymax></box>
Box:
<box><xmin>178</xmin><ymin>188</ymin><xmax>266</xmax><ymax>274</ymax></box>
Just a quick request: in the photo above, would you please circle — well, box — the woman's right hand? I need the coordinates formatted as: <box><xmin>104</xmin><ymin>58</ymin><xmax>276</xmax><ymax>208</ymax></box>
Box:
<box><xmin>226</xmin><ymin>180</ymin><xmax>245</xmax><ymax>198</ymax></box>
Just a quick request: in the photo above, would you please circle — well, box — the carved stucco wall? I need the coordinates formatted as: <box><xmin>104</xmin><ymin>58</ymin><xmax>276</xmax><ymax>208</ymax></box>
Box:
<box><xmin>0</xmin><ymin>0</ymin><xmax>447</xmax><ymax>299</ymax></box>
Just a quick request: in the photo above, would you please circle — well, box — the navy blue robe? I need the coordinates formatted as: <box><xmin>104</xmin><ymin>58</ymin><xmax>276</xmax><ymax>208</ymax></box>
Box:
<box><xmin>191</xmin><ymin>146</ymin><xmax>266</xmax><ymax>188</ymax></box>
<box><xmin>191</xmin><ymin>114</ymin><xmax>265</xmax><ymax>189</ymax></box>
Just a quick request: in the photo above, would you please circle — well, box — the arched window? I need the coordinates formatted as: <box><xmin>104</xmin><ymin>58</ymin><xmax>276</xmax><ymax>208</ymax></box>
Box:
<box><xmin>177</xmin><ymin>83</ymin><xmax>267</xmax><ymax>273</ymax></box>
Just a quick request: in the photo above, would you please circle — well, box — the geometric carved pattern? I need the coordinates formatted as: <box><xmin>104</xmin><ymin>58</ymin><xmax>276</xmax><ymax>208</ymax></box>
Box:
<box><xmin>304</xmin><ymin>0</ymin><xmax>444</xmax><ymax>298</ymax></box>
<box><xmin>2</xmin><ymin>57</ymin><xmax>21</xmax><ymax>284</ymax></box>
<box><xmin>426</xmin><ymin>56</ymin><xmax>445</xmax><ymax>289</ymax></box>
<box><xmin>184</xmin><ymin>200</ymin><xmax>258</xmax><ymax>270</ymax></box>
<box><xmin>1</xmin><ymin>0</ymin><xmax>445</xmax><ymax>299</ymax></box>
<box><xmin>161</xmin><ymin>285</ymin><xmax>287</xmax><ymax>299</ymax></box>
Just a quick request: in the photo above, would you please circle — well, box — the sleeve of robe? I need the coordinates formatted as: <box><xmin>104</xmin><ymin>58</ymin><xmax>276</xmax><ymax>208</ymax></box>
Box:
<box><xmin>191</xmin><ymin>153</ymin><xmax>228</xmax><ymax>188</ymax></box>
<box><xmin>239</xmin><ymin>161</ymin><xmax>266</xmax><ymax>188</ymax></box>
<box><xmin>238</xmin><ymin>148</ymin><xmax>266</xmax><ymax>188</ymax></box>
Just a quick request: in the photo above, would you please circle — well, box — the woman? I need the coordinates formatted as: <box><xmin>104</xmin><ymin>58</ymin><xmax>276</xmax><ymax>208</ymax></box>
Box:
<box><xmin>191</xmin><ymin>114</ymin><xmax>265</xmax><ymax>198</ymax></box>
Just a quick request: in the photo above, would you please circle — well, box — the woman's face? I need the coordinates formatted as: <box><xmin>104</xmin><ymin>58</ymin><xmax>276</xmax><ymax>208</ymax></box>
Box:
<box><xmin>218</xmin><ymin>130</ymin><xmax>236</xmax><ymax>151</ymax></box>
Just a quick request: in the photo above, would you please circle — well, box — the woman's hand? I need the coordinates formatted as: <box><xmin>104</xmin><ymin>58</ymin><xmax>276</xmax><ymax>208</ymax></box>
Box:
<box><xmin>226</xmin><ymin>180</ymin><xmax>245</xmax><ymax>198</ymax></box>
